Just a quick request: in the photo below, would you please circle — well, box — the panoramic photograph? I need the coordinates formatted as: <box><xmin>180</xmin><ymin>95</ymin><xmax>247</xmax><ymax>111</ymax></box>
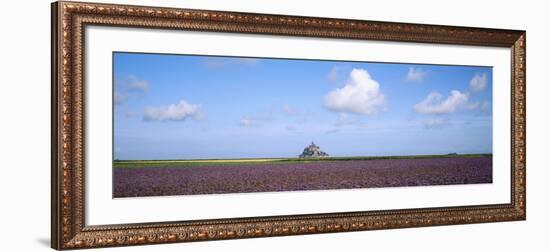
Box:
<box><xmin>113</xmin><ymin>52</ymin><xmax>493</xmax><ymax>198</ymax></box>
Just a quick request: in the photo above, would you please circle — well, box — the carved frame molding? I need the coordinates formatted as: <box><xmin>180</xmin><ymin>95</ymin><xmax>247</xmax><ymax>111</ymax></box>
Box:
<box><xmin>51</xmin><ymin>1</ymin><xmax>526</xmax><ymax>249</ymax></box>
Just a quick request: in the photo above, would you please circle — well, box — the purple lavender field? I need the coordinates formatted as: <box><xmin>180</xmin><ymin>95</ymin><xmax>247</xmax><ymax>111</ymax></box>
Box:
<box><xmin>113</xmin><ymin>156</ymin><xmax>492</xmax><ymax>198</ymax></box>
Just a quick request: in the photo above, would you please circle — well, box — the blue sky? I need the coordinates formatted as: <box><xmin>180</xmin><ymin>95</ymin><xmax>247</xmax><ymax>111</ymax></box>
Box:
<box><xmin>113</xmin><ymin>52</ymin><xmax>492</xmax><ymax>160</ymax></box>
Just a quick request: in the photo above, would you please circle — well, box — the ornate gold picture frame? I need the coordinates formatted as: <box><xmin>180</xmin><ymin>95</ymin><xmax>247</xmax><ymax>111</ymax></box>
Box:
<box><xmin>51</xmin><ymin>1</ymin><xmax>526</xmax><ymax>249</ymax></box>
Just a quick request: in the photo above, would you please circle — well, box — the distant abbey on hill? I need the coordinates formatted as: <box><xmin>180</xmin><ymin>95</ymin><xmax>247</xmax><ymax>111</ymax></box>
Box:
<box><xmin>299</xmin><ymin>141</ymin><xmax>329</xmax><ymax>158</ymax></box>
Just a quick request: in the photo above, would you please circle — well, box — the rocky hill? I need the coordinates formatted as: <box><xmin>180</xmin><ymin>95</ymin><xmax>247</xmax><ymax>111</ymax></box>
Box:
<box><xmin>299</xmin><ymin>141</ymin><xmax>329</xmax><ymax>158</ymax></box>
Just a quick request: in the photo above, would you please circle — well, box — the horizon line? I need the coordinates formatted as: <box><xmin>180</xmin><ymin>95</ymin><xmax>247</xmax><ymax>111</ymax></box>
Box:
<box><xmin>113</xmin><ymin>152</ymin><xmax>493</xmax><ymax>162</ymax></box>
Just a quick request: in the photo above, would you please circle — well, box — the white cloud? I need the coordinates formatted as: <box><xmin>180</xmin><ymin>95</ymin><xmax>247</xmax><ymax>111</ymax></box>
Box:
<box><xmin>469</xmin><ymin>73</ymin><xmax>488</xmax><ymax>92</ymax></box>
<box><xmin>114</xmin><ymin>92</ymin><xmax>125</xmax><ymax>104</ymax></box>
<box><xmin>143</xmin><ymin>100</ymin><xmax>201</xmax><ymax>122</ymax></box>
<box><xmin>465</xmin><ymin>102</ymin><xmax>479</xmax><ymax>110</ymax></box>
<box><xmin>414</xmin><ymin>90</ymin><xmax>469</xmax><ymax>114</ymax></box>
<box><xmin>114</xmin><ymin>75</ymin><xmax>148</xmax><ymax>105</ymax></box>
<box><xmin>128</xmin><ymin>77</ymin><xmax>149</xmax><ymax>92</ymax></box>
<box><xmin>122</xmin><ymin>110</ymin><xmax>138</xmax><ymax>118</ymax></box>
<box><xmin>282</xmin><ymin>104</ymin><xmax>297</xmax><ymax>114</ymax></box>
<box><xmin>422</xmin><ymin>119</ymin><xmax>449</xmax><ymax>128</ymax></box>
<box><xmin>406</xmin><ymin>67</ymin><xmax>426</xmax><ymax>82</ymax></box>
<box><xmin>327</xmin><ymin>66</ymin><xmax>339</xmax><ymax>83</ymax></box>
<box><xmin>239</xmin><ymin>116</ymin><xmax>261</xmax><ymax>127</ymax></box>
<box><xmin>323</xmin><ymin>68</ymin><xmax>386</xmax><ymax>115</ymax></box>
<box><xmin>466</xmin><ymin>100</ymin><xmax>490</xmax><ymax>110</ymax></box>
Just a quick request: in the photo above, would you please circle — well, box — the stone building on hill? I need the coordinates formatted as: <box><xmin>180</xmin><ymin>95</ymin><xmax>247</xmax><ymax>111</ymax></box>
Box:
<box><xmin>299</xmin><ymin>141</ymin><xmax>329</xmax><ymax>158</ymax></box>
